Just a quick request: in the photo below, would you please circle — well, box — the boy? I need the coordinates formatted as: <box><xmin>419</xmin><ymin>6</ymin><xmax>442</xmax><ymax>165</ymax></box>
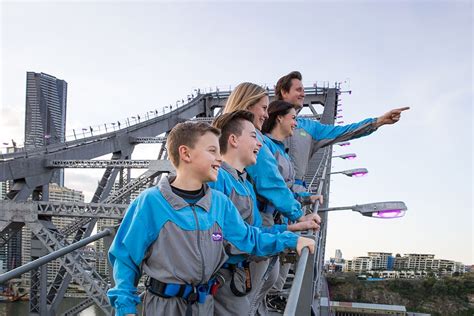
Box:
<box><xmin>210</xmin><ymin>111</ymin><xmax>319</xmax><ymax>315</ymax></box>
<box><xmin>107</xmin><ymin>121</ymin><xmax>315</xmax><ymax>316</ymax></box>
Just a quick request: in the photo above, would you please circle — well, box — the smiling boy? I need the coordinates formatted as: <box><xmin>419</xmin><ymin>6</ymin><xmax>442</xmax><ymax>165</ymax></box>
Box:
<box><xmin>107</xmin><ymin>121</ymin><xmax>315</xmax><ymax>316</ymax></box>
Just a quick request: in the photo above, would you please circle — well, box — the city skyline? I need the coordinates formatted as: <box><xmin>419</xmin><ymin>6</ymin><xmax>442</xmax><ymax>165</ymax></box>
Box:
<box><xmin>1</xmin><ymin>1</ymin><xmax>472</xmax><ymax>264</ymax></box>
<box><xmin>330</xmin><ymin>249</ymin><xmax>470</xmax><ymax>265</ymax></box>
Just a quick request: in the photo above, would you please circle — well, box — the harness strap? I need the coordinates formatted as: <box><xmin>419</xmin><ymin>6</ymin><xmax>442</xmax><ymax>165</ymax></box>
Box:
<box><xmin>146</xmin><ymin>277</ymin><xmax>218</xmax><ymax>315</ymax></box>
<box><xmin>223</xmin><ymin>262</ymin><xmax>252</xmax><ymax>297</ymax></box>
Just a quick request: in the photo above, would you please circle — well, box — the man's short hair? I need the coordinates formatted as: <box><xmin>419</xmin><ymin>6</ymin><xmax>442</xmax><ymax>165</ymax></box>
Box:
<box><xmin>166</xmin><ymin>121</ymin><xmax>220</xmax><ymax>168</ymax></box>
<box><xmin>212</xmin><ymin>111</ymin><xmax>255</xmax><ymax>154</ymax></box>
<box><xmin>275</xmin><ymin>71</ymin><xmax>302</xmax><ymax>100</ymax></box>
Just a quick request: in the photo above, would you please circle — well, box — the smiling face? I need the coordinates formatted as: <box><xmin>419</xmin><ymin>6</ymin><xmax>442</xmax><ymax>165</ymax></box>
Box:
<box><xmin>247</xmin><ymin>95</ymin><xmax>269</xmax><ymax>130</ymax></box>
<box><xmin>185</xmin><ymin>132</ymin><xmax>222</xmax><ymax>182</ymax></box>
<box><xmin>235</xmin><ymin>120</ymin><xmax>262</xmax><ymax>166</ymax></box>
<box><xmin>282</xmin><ymin>78</ymin><xmax>305</xmax><ymax>110</ymax></box>
<box><xmin>278</xmin><ymin>107</ymin><xmax>297</xmax><ymax>138</ymax></box>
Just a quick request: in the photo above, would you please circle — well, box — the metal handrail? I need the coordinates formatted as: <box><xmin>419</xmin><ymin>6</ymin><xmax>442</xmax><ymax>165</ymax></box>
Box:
<box><xmin>284</xmin><ymin>147</ymin><xmax>332</xmax><ymax>315</ymax></box>
<box><xmin>0</xmin><ymin>229</ymin><xmax>111</xmax><ymax>283</ymax></box>
<box><xmin>283</xmin><ymin>247</ymin><xmax>310</xmax><ymax>316</ymax></box>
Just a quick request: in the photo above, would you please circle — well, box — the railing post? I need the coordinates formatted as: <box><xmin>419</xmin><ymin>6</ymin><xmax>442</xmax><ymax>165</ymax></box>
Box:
<box><xmin>295</xmin><ymin>234</ymin><xmax>317</xmax><ymax>315</ymax></box>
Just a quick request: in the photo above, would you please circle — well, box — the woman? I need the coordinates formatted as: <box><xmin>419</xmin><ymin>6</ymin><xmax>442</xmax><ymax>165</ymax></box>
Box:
<box><xmin>260</xmin><ymin>100</ymin><xmax>323</xmax><ymax>310</ymax></box>
<box><xmin>261</xmin><ymin>100</ymin><xmax>324</xmax><ymax>209</ymax></box>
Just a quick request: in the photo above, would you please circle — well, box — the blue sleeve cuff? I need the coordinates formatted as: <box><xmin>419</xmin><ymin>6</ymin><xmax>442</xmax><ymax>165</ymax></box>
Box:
<box><xmin>116</xmin><ymin>304</ymin><xmax>137</xmax><ymax>316</ymax></box>
<box><xmin>286</xmin><ymin>233</ymin><xmax>298</xmax><ymax>249</ymax></box>
<box><xmin>275</xmin><ymin>224</ymin><xmax>288</xmax><ymax>233</ymax></box>
<box><xmin>289</xmin><ymin>209</ymin><xmax>303</xmax><ymax>222</ymax></box>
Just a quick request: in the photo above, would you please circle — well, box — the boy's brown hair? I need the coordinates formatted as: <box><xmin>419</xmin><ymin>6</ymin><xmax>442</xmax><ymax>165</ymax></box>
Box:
<box><xmin>275</xmin><ymin>71</ymin><xmax>302</xmax><ymax>100</ymax></box>
<box><xmin>212</xmin><ymin>111</ymin><xmax>255</xmax><ymax>154</ymax></box>
<box><xmin>166</xmin><ymin>121</ymin><xmax>220</xmax><ymax>167</ymax></box>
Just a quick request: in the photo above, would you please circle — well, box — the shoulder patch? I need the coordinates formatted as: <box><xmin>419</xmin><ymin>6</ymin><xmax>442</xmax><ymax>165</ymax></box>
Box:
<box><xmin>300</xmin><ymin>131</ymin><xmax>307</xmax><ymax>137</ymax></box>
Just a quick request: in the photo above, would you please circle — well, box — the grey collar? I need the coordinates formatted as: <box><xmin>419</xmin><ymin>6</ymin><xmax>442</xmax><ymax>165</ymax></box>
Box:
<box><xmin>157</xmin><ymin>175</ymin><xmax>212</xmax><ymax>212</ymax></box>
<box><xmin>221</xmin><ymin>161</ymin><xmax>247</xmax><ymax>182</ymax></box>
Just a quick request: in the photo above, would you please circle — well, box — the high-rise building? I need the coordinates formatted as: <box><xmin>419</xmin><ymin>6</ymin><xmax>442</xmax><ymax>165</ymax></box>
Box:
<box><xmin>24</xmin><ymin>71</ymin><xmax>67</xmax><ymax>186</ymax></box>
<box><xmin>344</xmin><ymin>256</ymin><xmax>372</xmax><ymax>273</ymax></box>
<box><xmin>367</xmin><ymin>252</ymin><xmax>393</xmax><ymax>270</ymax></box>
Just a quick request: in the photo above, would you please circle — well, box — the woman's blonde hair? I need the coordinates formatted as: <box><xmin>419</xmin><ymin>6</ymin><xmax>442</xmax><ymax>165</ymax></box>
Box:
<box><xmin>223</xmin><ymin>82</ymin><xmax>268</xmax><ymax>114</ymax></box>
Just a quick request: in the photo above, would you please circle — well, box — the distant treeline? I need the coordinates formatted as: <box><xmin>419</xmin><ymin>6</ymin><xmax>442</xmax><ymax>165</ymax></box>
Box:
<box><xmin>326</xmin><ymin>272</ymin><xmax>474</xmax><ymax>316</ymax></box>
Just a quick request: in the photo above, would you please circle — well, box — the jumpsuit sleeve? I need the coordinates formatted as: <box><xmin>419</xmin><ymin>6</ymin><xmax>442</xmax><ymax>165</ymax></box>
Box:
<box><xmin>297</xmin><ymin>117</ymin><xmax>378</xmax><ymax>149</ymax></box>
<box><xmin>107</xmin><ymin>193</ymin><xmax>159</xmax><ymax>316</ymax></box>
<box><xmin>221</xmin><ymin>197</ymin><xmax>298</xmax><ymax>256</ymax></box>
<box><xmin>249</xmin><ymin>187</ymin><xmax>288</xmax><ymax>234</ymax></box>
<box><xmin>246</xmin><ymin>137</ymin><xmax>303</xmax><ymax>221</ymax></box>
<box><xmin>260</xmin><ymin>224</ymin><xmax>288</xmax><ymax>234</ymax></box>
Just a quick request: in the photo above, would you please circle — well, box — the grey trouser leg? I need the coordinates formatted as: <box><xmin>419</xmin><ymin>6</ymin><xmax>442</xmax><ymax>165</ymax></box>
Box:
<box><xmin>214</xmin><ymin>267</ymin><xmax>250</xmax><ymax>316</ymax></box>
<box><xmin>143</xmin><ymin>290</ymin><xmax>214</xmax><ymax>315</ymax></box>
<box><xmin>247</xmin><ymin>258</ymin><xmax>280</xmax><ymax>315</ymax></box>
<box><xmin>270</xmin><ymin>262</ymin><xmax>291</xmax><ymax>292</ymax></box>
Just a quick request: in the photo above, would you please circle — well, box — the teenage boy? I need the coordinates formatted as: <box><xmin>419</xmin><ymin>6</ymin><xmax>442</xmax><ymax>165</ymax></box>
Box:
<box><xmin>107</xmin><ymin>121</ymin><xmax>316</xmax><ymax>316</ymax></box>
<box><xmin>210</xmin><ymin>111</ymin><xmax>319</xmax><ymax>316</ymax></box>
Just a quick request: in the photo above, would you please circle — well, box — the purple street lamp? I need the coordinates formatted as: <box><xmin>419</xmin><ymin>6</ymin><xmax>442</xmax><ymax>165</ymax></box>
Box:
<box><xmin>331</xmin><ymin>168</ymin><xmax>368</xmax><ymax>177</ymax></box>
<box><xmin>337</xmin><ymin>109</ymin><xmax>342</xmax><ymax>112</ymax></box>
<box><xmin>338</xmin><ymin>141</ymin><xmax>351</xmax><ymax>147</ymax></box>
<box><xmin>333</xmin><ymin>153</ymin><xmax>357</xmax><ymax>160</ymax></box>
<box><xmin>337</xmin><ymin>121</ymin><xmax>344</xmax><ymax>124</ymax></box>
<box><xmin>318</xmin><ymin>201</ymin><xmax>407</xmax><ymax>218</ymax></box>
<box><xmin>337</xmin><ymin>115</ymin><xmax>343</xmax><ymax>119</ymax></box>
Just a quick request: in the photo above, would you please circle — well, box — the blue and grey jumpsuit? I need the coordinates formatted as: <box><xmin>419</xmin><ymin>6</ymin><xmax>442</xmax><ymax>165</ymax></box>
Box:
<box><xmin>246</xmin><ymin>130</ymin><xmax>304</xmax><ymax>227</ymax></box>
<box><xmin>107</xmin><ymin>175</ymin><xmax>299</xmax><ymax>316</ymax></box>
<box><xmin>209</xmin><ymin>161</ymin><xmax>292</xmax><ymax>316</ymax></box>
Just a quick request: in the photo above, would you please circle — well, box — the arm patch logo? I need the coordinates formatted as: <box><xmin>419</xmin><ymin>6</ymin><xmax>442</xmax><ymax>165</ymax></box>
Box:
<box><xmin>212</xmin><ymin>232</ymin><xmax>223</xmax><ymax>241</ymax></box>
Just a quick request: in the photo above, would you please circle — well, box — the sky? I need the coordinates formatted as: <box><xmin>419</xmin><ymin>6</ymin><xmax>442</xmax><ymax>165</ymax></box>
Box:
<box><xmin>1</xmin><ymin>1</ymin><xmax>472</xmax><ymax>264</ymax></box>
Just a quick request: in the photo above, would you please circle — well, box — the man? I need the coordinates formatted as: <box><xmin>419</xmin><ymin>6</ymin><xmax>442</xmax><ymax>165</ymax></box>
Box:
<box><xmin>277</xmin><ymin>70</ymin><xmax>409</xmax><ymax>195</ymax></box>
<box><xmin>267</xmin><ymin>71</ymin><xmax>409</xmax><ymax>310</ymax></box>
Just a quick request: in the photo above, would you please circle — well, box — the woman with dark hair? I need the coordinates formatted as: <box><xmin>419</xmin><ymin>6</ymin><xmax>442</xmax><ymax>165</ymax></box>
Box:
<box><xmin>261</xmin><ymin>100</ymin><xmax>323</xmax><ymax>208</ymax></box>
<box><xmin>261</xmin><ymin>101</ymin><xmax>323</xmax><ymax>311</ymax></box>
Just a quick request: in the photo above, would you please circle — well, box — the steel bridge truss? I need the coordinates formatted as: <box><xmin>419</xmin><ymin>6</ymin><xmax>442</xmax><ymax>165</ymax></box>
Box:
<box><xmin>0</xmin><ymin>87</ymin><xmax>331</xmax><ymax>316</ymax></box>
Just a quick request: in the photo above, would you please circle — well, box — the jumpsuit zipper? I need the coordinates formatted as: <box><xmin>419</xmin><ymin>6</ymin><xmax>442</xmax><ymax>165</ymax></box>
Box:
<box><xmin>191</xmin><ymin>205</ymin><xmax>206</xmax><ymax>284</ymax></box>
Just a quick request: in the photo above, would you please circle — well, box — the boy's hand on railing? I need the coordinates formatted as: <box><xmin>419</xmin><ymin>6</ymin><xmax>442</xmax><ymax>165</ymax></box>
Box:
<box><xmin>288</xmin><ymin>220</ymin><xmax>320</xmax><ymax>232</ymax></box>
<box><xmin>296</xmin><ymin>237</ymin><xmax>315</xmax><ymax>255</ymax></box>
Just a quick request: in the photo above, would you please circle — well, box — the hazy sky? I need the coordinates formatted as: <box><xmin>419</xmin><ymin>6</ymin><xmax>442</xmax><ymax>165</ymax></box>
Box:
<box><xmin>1</xmin><ymin>1</ymin><xmax>472</xmax><ymax>264</ymax></box>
